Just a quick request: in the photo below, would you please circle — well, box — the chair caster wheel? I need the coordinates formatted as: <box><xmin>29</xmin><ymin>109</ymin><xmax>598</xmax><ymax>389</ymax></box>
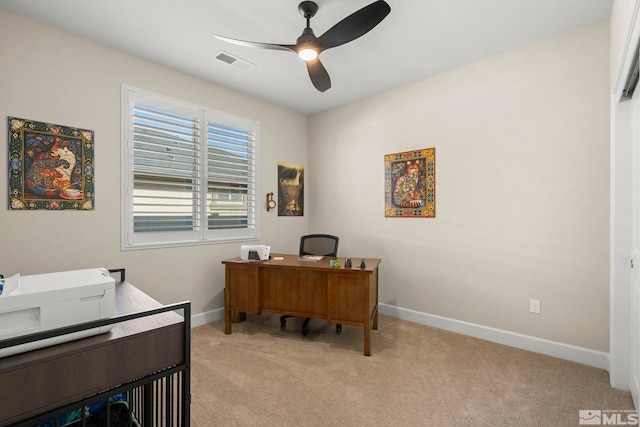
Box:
<box><xmin>301</xmin><ymin>317</ymin><xmax>311</xmax><ymax>336</ymax></box>
<box><xmin>336</xmin><ymin>324</ymin><xmax>342</xmax><ymax>334</ymax></box>
<box><xmin>280</xmin><ymin>315</ymin><xmax>287</xmax><ymax>329</ymax></box>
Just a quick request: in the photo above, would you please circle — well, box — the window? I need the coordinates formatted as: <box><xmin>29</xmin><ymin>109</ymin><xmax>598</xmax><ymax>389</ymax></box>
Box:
<box><xmin>122</xmin><ymin>86</ymin><xmax>259</xmax><ymax>249</ymax></box>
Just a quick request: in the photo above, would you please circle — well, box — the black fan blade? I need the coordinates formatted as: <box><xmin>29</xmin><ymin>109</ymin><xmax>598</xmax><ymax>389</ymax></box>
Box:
<box><xmin>305</xmin><ymin>58</ymin><xmax>331</xmax><ymax>92</ymax></box>
<box><xmin>316</xmin><ymin>0</ymin><xmax>390</xmax><ymax>51</ymax></box>
<box><xmin>212</xmin><ymin>34</ymin><xmax>296</xmax><ymax>53</ymax></box>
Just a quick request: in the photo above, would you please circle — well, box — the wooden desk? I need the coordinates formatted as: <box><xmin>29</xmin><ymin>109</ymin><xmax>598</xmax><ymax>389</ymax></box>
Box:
<box><xmin>0</xmin><ymin>281</ymin><xmax>187</xmax><ymax>426</ymax></box>
<box><xmin>223</xmin><ymin>254</ymin><xmax>381</xmax><ymax>356</ymax></box>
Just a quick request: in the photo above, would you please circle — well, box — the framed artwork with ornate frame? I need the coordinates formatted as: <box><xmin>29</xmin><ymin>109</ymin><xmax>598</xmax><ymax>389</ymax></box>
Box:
<box><xmin>384</xmin><ymin>148</ymin><xmax>435</xmax><ymax>218</ymax></box>
<box><xmin>8</xmin><ymin>117</ymin><xmax>95</xmax><ymax>210</ymax></box>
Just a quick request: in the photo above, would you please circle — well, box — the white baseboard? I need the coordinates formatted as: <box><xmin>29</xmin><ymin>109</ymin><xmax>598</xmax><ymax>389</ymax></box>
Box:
<box><xmin>190</xmin><ymin>305</ymin><xmax>609</xmax><ymax>370</ymax></box>
<box><xmin>378</xmin><ymin>303</ymin><xmax>609</xmax><ymax>370</ymax></box>
<box><xmin>192</xmin><ymin>307</ymin><xmax>224</xmax><ymax>327</ymax></box>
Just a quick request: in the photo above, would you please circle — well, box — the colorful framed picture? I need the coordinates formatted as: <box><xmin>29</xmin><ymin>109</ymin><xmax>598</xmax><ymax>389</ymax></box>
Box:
<box><xmin>277</xmin><ymin>162</ymin><xmax>304</xmax><ymax>216</ymax></box>
<box><xmin>384</xmin><ymin>148</ymin><xmax>435</xmax><ymax>218</ymax></box>
<box><xmin>8</xmin><ymin>117</ymin><xmax>95</xmax><ymax>210</ymax></box>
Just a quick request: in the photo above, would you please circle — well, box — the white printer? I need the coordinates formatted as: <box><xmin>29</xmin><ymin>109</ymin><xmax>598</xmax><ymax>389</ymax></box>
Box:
<box><xmin>240</xmin><ymin>244</ymin><xmax>271</xmax><ymax>261</ymax></box>
<box><xmin>0</xmin><ymin>267</ymin><xmax>116</xmax><ymax>357</ymax></box>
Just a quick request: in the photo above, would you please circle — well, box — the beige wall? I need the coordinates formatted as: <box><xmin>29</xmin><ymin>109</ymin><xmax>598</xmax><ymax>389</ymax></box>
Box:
<box><xmin>0</xmin><ymin>10</ymin><xmax>308</xmax><ymax>314</ymax></box>
<box><xmin>308</xmin><ymin>21</ymin><xmax>611</xmax><ymax>351</ymax></box>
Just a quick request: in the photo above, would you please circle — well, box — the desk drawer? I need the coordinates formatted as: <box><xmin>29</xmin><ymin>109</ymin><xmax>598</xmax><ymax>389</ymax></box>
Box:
<box><xmin>225</xmin><ymin>264</ymin><xmax>261</xmax><ymax>313</ymax></box>
<box><xmin>328</xmin><ymin>272</ymin><xmax>370</xmax><ymax>324</ymax></box>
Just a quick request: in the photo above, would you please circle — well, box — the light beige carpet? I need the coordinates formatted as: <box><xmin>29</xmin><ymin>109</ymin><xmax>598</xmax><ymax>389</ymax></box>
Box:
<box><xmin>190</xmin><ymin>314</ymin><xmax>634</xmax><ymax>426</ymax></box>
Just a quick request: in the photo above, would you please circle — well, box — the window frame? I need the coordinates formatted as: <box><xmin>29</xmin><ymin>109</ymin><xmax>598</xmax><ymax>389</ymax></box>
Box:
<box><xmin>121</xmin><ymin>85</ymin><xmax>260</xmax><ymax>250</ymax></box>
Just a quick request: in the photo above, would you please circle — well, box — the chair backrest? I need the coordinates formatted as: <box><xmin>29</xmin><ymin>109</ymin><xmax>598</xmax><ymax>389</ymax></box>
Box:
<box><xmin>299</xmin><ymin>234</ymin><xmax>339</xmax><ymax>257</ymax></box>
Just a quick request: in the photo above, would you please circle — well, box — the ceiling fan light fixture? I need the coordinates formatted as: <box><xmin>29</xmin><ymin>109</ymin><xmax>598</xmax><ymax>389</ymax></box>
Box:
<box><xmin>299</xmin><ymin>48</ymin><xmax>318</xmax><ymax>61</ymax></box>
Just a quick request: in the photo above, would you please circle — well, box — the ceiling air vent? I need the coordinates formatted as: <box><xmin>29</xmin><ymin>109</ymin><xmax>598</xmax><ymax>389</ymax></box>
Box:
<box><xmin>215</xmin><ymin>51</ymin><xmax>256</xmax><ymax>72</ymax></box>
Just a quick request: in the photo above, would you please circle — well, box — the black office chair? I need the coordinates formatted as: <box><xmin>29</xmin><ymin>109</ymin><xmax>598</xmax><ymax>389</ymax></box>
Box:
<box><xmin>280</xmin><ymin>234</ymin><xmax>340</xmax><ymax>336</ymax></box>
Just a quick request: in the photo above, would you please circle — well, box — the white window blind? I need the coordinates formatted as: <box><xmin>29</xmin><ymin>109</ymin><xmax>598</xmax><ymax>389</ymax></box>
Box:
<box><xmin>133</xmin><ymin>104</ymin><xmax>200</xmax><ymax>233</ymax></box>
<box><xmin>206</xmin><ymin>121</ymin><xmax>256</xmax><ymax>231</ymax></box>
<box><xmin>122</xmin><ymin>86</ymin><xmax>260</xmax><ymax>249</ymax></box>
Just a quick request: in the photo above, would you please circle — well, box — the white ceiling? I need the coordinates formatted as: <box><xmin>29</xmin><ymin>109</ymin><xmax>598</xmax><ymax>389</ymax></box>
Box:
<box><xmin>0</xmin><ymin>0</ymin><xmax>612</xmax><ymax>115</ymax></box>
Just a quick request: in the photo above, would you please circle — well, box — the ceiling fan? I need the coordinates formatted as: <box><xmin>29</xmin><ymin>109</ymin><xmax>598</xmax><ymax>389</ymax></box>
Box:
<box><xmin>212</xmin><ymin>1</ymin><xmax>391</xmax><ymax>92</ymax></box>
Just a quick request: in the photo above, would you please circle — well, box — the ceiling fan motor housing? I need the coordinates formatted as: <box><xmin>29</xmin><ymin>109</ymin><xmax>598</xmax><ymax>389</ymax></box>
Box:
<box><xmin>297</xmin><ymin>27</ymin><xmax>317</xmax><ymax>45</ymax></box>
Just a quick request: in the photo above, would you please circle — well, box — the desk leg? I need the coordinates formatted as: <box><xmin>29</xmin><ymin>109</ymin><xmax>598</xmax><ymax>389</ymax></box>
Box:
<box><xmin>363</xmin><ymin>326</ymin><xmax>371</xmax><ymax>356</ymax></box>
<box><xmin>363</xmin><ymin>308</ymin><xmax>372</xmax><ymax>356</ymax></box>
<box><xmin>224</xmin><ymin>287</ymin><xmax>231</xmax><ymax>334</ymax></box>
<box><xmin>363</xmin><ymin>305</ymin><xmax>379</xmax><ymax>356</ymax></box>
<box><xmin>373</xmin><ymin>305</ymin><xmax>379</xmax><ymax>330</ymax></box>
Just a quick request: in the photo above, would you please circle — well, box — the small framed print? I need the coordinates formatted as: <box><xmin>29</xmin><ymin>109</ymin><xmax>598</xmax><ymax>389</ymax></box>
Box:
<box><xmin>384</xmin><ymin>148</ymin><xmax>435</xmax><ymax>218</ymax></box>
<box><xmin>8</xmin><ymin>117</ymin><xmax>95</xmax><ymax>210</ymax></box>
<box><xmin>278</xmin><ymin>162</ymin><xmax>304</xmax><ymax>216</ymax></box>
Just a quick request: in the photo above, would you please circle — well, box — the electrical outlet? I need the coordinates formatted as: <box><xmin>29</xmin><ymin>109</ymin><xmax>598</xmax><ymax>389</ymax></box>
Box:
<box><xmin>530</xmin><ymin>299</ymin><xmax>541</xmax><ymax>314</ymax></box>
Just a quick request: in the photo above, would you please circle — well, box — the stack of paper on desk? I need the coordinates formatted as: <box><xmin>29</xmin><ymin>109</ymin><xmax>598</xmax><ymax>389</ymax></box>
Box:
<box><xmin>298</xmin><ymin>255</ymin><xmax>324</xmax><ymax>261</ymax></box>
